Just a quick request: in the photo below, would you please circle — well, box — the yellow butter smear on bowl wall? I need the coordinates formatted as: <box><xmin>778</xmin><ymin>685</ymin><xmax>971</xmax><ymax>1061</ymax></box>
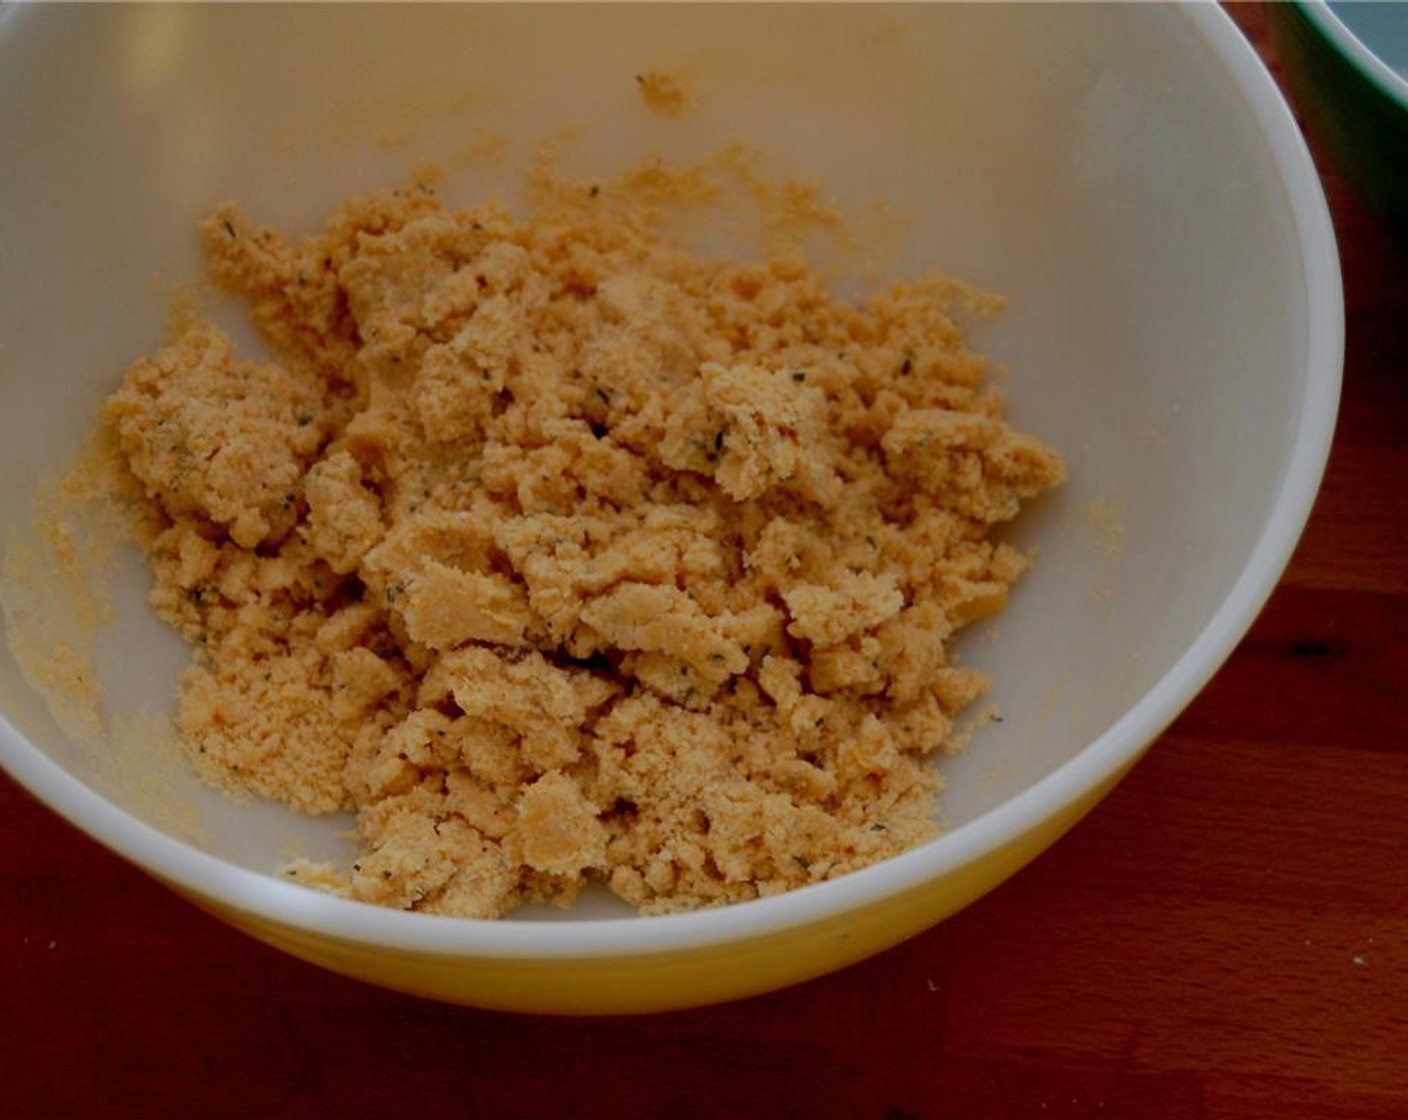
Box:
<box><xmin>38</xmin><ymin>148</ymin><xmax>1064</xmax><ymax>918</ymax></box>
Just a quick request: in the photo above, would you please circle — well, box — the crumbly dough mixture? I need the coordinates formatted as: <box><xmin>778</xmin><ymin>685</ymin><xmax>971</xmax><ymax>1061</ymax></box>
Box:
<box><xmin>103</xmin><ymin>163</ymin><xmax>1064</xmax><ymax>917</ymax></box>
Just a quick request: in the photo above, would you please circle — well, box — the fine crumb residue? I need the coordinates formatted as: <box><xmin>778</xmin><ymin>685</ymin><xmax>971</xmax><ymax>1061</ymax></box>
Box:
<box><xmin>979</xmin><ymin>758</ymin><xmax>1016</xmax><ymax>792</ymax></box>
<box><xmin>106</xmin><ymin>713</ymin><xmax>208</xmax><ymax>844</ymax></box>
<box><xmin>449</xmin><ymin>125</ymin><xmax>510</xmax><ymax>173</ymax></box>
<box><xmin>635</xmin><ymin>69</ymin><xmax>690</xmax><ymax>117</ymax></box>
<box><xmin>1140</xmin><ymin>422</ymin><xmax>1170</xmax><ymax>454</ymax></box>
<box><xmin>1085</xmin><ymin>494</ymin><xmax>1127</xmax><ymax>602</ymax></box>
<box><xmin>326</xmin><ymin>84</ymin><xmax>514</xmax><ymax>153</ymax></box>
<box><xmin>1</xmin><ymin>443</ymin><xmax>130</xmax><ymax>747</ymax></box>
<box><xmin>280</xmin><ymin>857</ymin><xmax>349</xmax><ymax>895</ymax></box>
<box><xmin>1086</xmin><ymin>496</ymin><xmax>1126</xmax><ymax>561</ymax></box>
<box><xmin>151</xmin><ymin>273</ymin><xmax>225</xmax><ymax>346</ymax></box>
<box><xmin>2</xmin><ymin>435</ymin><xmax>208</xmax><ymax>840</ymax></box>
<box><xmin>531</xmin><ymin>140</ymin><xmax>923</xmax><ymax>290</ymax></box>
<box><xmin>1038</xmin><ymin>678</ymin><xmax>1065</xmax><ymax>725</ymax></box>
<box><xmin>88</xmin><ymin>149</ymin><xmax>1063</xmax><ymax>919</ymax></box>
<box><xmin>946</xmin><ymin>703</ymin><xmax>1004</xmax><ymax>758</ymax></box>
<box><xmin>854</xmin><ymin>197</ymin><xmax>918</xmax><ymax>285</ymax></box>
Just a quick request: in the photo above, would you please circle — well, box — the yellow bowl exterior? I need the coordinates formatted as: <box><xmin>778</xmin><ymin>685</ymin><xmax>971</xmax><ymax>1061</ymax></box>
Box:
<box><xmin>176</xmin><ymin>766</ymin><xmax>1130</xmax><ymax>1015</ymax></box>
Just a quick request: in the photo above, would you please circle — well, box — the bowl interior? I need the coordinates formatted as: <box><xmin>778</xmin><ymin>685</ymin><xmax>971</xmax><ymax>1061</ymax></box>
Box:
<box><xmin>0</xmin><ymin>5</ymin><xmax>1319</xmax><ymax>921</ymax></box>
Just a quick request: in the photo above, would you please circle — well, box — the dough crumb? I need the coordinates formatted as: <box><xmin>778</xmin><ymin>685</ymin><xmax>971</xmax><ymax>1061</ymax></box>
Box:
<box><xmin>100</xmin><ymin>154</ymin><xmax>1063</xmax><ymax>918</ymax></box>
<box><xmin>636</xmin><ymin>69</ymin><xmax>689</xmax><ymax>116</ymax></box>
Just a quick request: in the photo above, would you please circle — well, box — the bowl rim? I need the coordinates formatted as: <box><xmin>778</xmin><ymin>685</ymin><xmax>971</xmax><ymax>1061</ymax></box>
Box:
<box><xmin>1297</xmin><ymin>0</ymin><xmax>1408</xmax><ymax>112</ymax></box>
<box><xmin>0</xmin><ymin>2</ymin><xmax>1344</xmax><ymax>963</ymax></box>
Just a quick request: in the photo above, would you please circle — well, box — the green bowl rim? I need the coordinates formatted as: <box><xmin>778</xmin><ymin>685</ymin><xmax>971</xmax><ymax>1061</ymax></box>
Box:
<box><xmin>1296</xmin><ymin>0</ymin><xmax>1408</xmax><ymax>114</ymax></box>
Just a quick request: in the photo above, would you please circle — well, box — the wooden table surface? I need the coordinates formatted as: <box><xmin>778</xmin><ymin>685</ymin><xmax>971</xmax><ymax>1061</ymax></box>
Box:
<box><xmin>3</xmin><ymin>6</ymin><xmax>1405</xmax><ymax>1117</ymax></box>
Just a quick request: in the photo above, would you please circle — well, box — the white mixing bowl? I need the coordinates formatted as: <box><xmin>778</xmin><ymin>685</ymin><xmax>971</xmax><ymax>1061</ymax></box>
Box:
<box><xmin>0</xmin><ymin>3</ymin><xmax>1340</xmax><ymax>1013</ymax></box>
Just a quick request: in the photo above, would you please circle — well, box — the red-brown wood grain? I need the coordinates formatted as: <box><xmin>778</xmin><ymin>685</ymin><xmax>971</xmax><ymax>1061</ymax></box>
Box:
<box><xmin>2</xmin><ymin>6</ymin><xmax>1405</xmax><ymax>1117</ymax></box>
